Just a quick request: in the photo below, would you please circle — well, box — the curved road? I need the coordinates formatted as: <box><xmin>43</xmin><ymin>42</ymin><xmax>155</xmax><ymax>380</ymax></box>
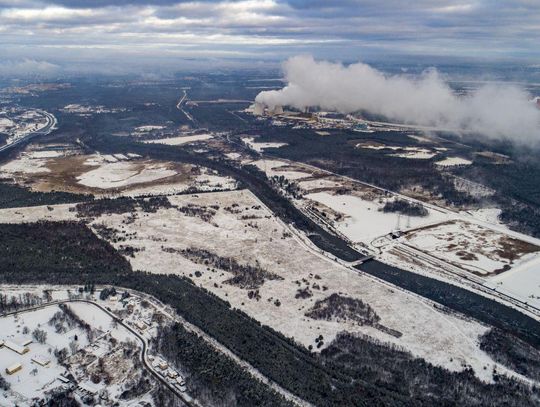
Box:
<box><xmin>0</xmin><ymin>110</ymin><xmax>57</xmax><ymax>154</ymax></box>
<box><xmin>0</xmin><ymin>298</ymin><xmax>196</xmax><ymax>406</ymax></box>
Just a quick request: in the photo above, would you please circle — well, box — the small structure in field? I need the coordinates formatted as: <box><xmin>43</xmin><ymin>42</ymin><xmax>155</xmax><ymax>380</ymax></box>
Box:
<box><xmin>31</xmin><ymin>356</ymin><xmax>51</xmax><ymax>367</ymax></box>
<box><xmin>6</xmin><ymin>363</ymin><xmax>23</xmax><ymax>375</ymax></box>
<box><xmin>4</xmin><ymin>340</ymin><xmax>30</xmax><ymax>355</ymax></box>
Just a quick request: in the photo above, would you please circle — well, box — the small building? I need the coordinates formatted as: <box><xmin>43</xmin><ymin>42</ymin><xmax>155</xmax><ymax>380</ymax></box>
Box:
<box><xmin>78</xmin><ymin>383</ymin><xmax>98</xmax><ymax>396</ymax></box>
<box><xmin>4</xmin><ymin>340</ymin><xmax>29</xmax><ymax>355</ymax></box>
<box><xmin>167</xmin><ymin>370</ymin><xmax>178</xmax><ymax>379</ymax></box>
<box><xmin>6</xmin><ymin>363</ymin><xmax>22</xmax><ymax>375</ymax></box>
<box><xmin>158</xmin><ymin>361</ymin><xmax>168</xmax><ymax>370</ymax></box>
<box><xmin>135</xmin><ymin>321</ymin><xmax>147</xmax><ymax>331</ymax></box>
<box><xmin>58</xmin><ymin>375</ymin><xmax>71</xmax><ymax>383</ymax></box>
<box><xmin>32</xmin><ymin>356</ymin><xmax>51</xmax><ymax>367</ymax></box>
<box><xmin>22</xmin><ymin>339</ymin><xmax>33</xmax><ymax>347</ymax></box>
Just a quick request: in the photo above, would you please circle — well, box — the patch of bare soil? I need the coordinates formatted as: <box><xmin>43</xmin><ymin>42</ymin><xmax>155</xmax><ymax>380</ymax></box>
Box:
<box><xmin>14</xmin><ymin>154</ymin><xmax>195</xmax><ymax>195</ymax></box>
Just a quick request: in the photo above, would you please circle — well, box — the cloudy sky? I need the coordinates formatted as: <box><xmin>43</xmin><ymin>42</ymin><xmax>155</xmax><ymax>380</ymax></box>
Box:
<box><xmin>1</xmin><ymin>0</ymin><xmax>540</xmax><ymax>75</ymax></box>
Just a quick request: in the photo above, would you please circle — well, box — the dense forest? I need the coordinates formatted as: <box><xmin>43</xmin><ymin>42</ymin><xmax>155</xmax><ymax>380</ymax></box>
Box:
<box><xmin>0</xmin><ymin>220</ymin><xmax>539</xmax><ymax>406</ymax></box>
<box><xmin>382</xmin><ymin>199</ymin><xmax>428</xmax><ymax>217</ymax></box>
<box><xmin>0</xmin><ymin>179</ymin><xmax>92</xmax><ymax>209</ymax></box>
<box><xmin>156</xmin><ymin>323</ymin><xmax>293</xmax><ymax>407</ymax></box>
<box><xmin>323</xmin><ymin>332</ymin><xmax>540</xmax><ymax>407</ymax></box>
<box><xmin>480</xmin><ymin>328</ymin><xmax>540</xmax><ymax>382</ymax></box>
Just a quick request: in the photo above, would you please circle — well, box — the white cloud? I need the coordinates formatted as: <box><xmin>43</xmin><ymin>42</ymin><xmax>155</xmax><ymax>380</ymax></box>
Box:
<box><xmin>256</xmin><ymin>55</ymin><xmax>540</xmax><ymax>142</ymax></box>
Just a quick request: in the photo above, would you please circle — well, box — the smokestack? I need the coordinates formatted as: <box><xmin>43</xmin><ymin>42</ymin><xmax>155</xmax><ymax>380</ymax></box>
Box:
<box><xmin>249</xmin><ymin>102</ymin><xmax>264</xmax><ymax>116</ymax></box>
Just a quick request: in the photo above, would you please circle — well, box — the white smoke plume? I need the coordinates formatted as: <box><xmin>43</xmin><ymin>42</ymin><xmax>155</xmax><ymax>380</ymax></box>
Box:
<box><xmin>255</xmin><ymin>55</ymin><xmax>540</xmax><ymax>142</ymax></box>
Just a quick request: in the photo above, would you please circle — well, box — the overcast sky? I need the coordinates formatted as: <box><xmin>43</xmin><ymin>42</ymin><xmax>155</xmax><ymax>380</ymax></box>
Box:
<box><xmin>1</xmin><ymin>0</ymin><xmax>540</xmax><ymax>75</ymax></box>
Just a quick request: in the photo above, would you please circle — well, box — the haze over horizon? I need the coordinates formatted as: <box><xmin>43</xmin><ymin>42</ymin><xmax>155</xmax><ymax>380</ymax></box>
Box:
<box><xmin>1</xmin><ymin>0</ymin><xmax>540</xmax><ymax>76</ymax></box>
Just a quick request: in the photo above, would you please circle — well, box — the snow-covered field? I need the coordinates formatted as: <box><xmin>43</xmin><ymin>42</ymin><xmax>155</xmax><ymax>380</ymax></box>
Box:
<box><xmin>486</xmin><ymin>255</ymin><xmax>540</xmax><ymax>308</ymax></box>
<box><xmin>0</xmin><ymin>154</ymin><xmax>51</xmax><ymax>174</ymax></box>
<box><xmin>297</xmin><ymin>177</ymin><xmax>343</xmax><ymax>191</ymax></box>
<box><xmin>356</xmin><ymin>142</ymin><xmax>437</xmax><ymax>159</ymax></box>
<box><xmin>143</xmin><ymin>133</ymin><xmax>213</xmax><ymax>145</ymax></box>
<box><xmin>0</xmin><ymin>203</ymin><xmax>77</xmax><ymax>224</ymax></box>
<box><xmin>77</xmin><ymin>161</ymin><xmax>177</xmax><ymax>189</ymax></box>
<box><xmin>242</xmin><ymin>137</ymin><xmax>288</xmax><ymax>152</ymax></box>
<box><xmin>1</xmin><ymin>148</ymin><xmax>236</xmax><ymax>196</ymax></box>
<box><xmin>305</xmin><ymin>191</ymin><xmax>449</xmax><ymax>243</ymax></box>
<box><xmin>83</xmin><ymin>189</ymin><xmax>510</xmax><ymax>382</ymax></box>
<box><xmin>404</xmin><ymin>220</ymin><xmax>540</xmax><ymax>276</ymax></box>
<box><xmin>250</xmin><ymin>159</ymin><xmax>312</xmax><ymax>180</ymax></box>
<box><xmin>435</xmin><ymin>157</ymin><xmax>473</xmax><ymax>167</ymax></box>
<box><xmin>134</xmin><ymin>125</ymin><xmax>166</xmax><ymax>132</ymax></box>
<box><xmin>391</xmin><ymin>149</ymin><xmax>437</xmax><ymax>159</ymax></box>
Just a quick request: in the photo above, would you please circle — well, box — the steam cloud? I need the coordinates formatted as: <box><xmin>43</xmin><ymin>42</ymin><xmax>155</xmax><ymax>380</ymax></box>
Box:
<box><xmin>256</xmin><ymin>55</ymin><xmax>540</xmax><ymax>142</ymax></box>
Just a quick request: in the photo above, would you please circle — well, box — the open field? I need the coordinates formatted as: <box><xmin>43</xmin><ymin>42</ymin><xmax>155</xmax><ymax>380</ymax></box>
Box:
<box><xmin>242</xmin><ymin>137</ymin><xmax>288</xmax><ymax>152</ymax></box>
<box><xmin>404</xmin><ymin>220</ymin><xmax>540</xmax><ymax>276</ymax></box>
<box><xmin>305</xmin><ymin>191</ymin><xmax>448</xmax><ymax>244</ymax></box>
<box><xmin>143</xmin><ymin>133</ymin><xmax>214</xmax><ymax>145</ymax></box>
<box><xmin>0</xmin><ymin>145</ymin><xmax>237</xmax><ymax>197</ymax></box>
<box><xmin>22</xmin><ymin>189</ymin><xmax>520</xmax><ymax>382</ymax></box>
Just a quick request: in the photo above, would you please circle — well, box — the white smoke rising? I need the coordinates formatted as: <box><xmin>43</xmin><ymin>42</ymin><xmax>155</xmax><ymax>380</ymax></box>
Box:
<box><xmin>255</xmin><ymin>55</ymin><xmax>540</xmax><ymax>142</ymax></box>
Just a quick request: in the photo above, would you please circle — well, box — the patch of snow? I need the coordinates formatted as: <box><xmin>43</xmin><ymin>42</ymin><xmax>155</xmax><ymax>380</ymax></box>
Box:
<box><xmin>143</xmin><ymin>134</ymin><xmax>213</xmax><ymax>145</ymax></box>
<box><xmin>76</xmin><ymin>161</ymin><xmax>177</xmax><ymax>189</ymax></box>
<box><xmin>242</xmin><ymin>137</ymin><xmax>288</xmax><ymax>152</ymax></box>
<box><xmin>305</xmin><ymin>191</ymin><xmax>448</xmax><ymax>243</ymax></box>
<box><xmin>435</xmin><ymin>157</ymin><xmax>472</xmax><ymax>167</ymax></box>
<box><xmin>391</xmin><ymin>150</ymin><xmax>437</xmax><ymax>159</ymax></box>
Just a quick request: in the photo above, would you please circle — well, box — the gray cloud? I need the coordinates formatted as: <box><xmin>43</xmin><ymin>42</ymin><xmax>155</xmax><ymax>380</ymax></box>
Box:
<box><xmin>0</xmin><ymin>0</ymin><xmax>539</xmax><ymax>75</ymax></box>
<box><xmin>256</xmin><ymin>55</ymin><xmax>540</xmax><ymax>142</ymax></box>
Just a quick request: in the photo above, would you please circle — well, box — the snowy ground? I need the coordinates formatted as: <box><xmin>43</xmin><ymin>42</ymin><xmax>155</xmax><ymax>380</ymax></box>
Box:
<box><xmin>77</xmin><ymin>161</ymin><xmax>177</xmax><ymax>189</ymax></box>
<box><xmin>0</xmin><ymin>203</ymin><xmax>77</xmax><ymax>223</ymax></box>
<box><xmin>143</xmin><ymin>133</ymin><xmax>213</xmax><ymax>145</ymax></box>
<box><xmin>81</xmin><ymin>189</ymin><xmax>514</xmax><ymax>382</ymax></box>
<box><xmin>356</xmin><ymin>142</ymin><xmax>438</xmax><ymax>159</ymax></box>
<box><xmin>242</xmin><ymin>137</ymin><xmax>288</xmax><ymax>152</ymax></box>
<box><xmin>390</xmin><ymin>149</ymin><xmax>437</xmax><ymax>159</ymax></box>
<box><xmin>435</xmin><ymin>157</ymin><xmax>473</xmax><ymax>167</ymax></box>
<box><xmin>305</xmin><ymin>191</ymin><xmax>449</xmax><ymax>244</ymax></box>
<box><xmin>404</xmin><ymin>220</ymin><xmax>540</xmax><ymax>277</ymax></box>
<box><xmin>1</xmin><ymin>147</ymin><xmax>237</xmax><ymax>197</ymax></box>
<box><xmin>0</xmin><ymin>154</ymin><xmax>51</xmax><ymax>174</ymax></box>
<box><xmin>0</xmin><ymin>305</ymin><xmax>90</xmax><ymax>404</ymax></box>
<box><xmin>249</xmin><ymin>159</ymin><xmax>313</xmax><ymax>180</ymax></box>
<box><xmin>487</xmin><ymin>255</ymin><xmax>540</xmax><ymax>308</ymax></box>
